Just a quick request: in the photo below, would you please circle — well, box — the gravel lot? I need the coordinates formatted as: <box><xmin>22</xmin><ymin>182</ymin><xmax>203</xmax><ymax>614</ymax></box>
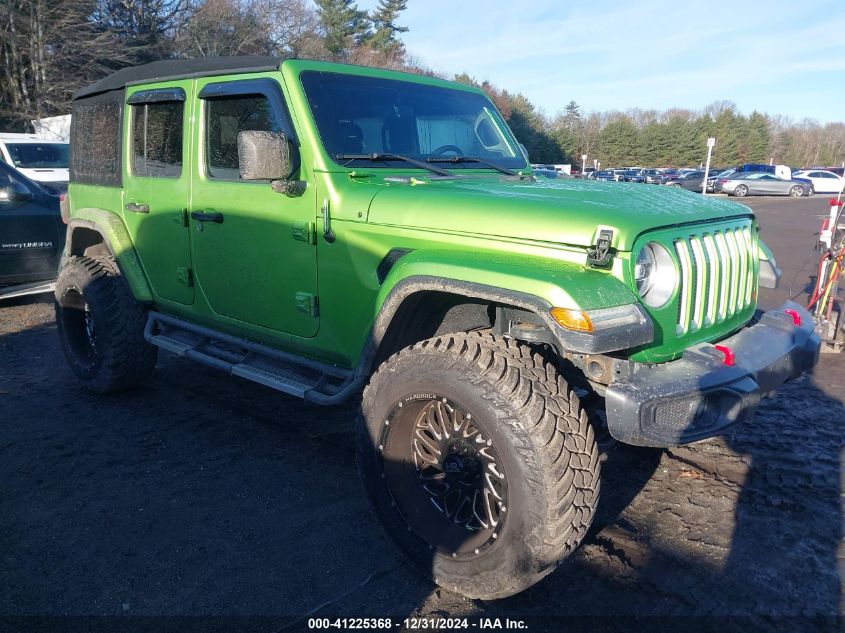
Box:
<box><xmin>0</xmin><ymin>195</ymin><xmax>842</xmax><ymax>631</ymax></box>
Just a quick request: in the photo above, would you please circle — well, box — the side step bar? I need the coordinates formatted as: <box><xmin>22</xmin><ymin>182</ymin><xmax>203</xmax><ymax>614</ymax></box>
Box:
<box><xmin>0</xmin><ymin>280</ymin><xmax>56</xmax><ymax>300</ymax></box>
<box><xmin>143</xmin><ymin>311</ymin><xmax>363</xmax><ymax>404</ymax></box>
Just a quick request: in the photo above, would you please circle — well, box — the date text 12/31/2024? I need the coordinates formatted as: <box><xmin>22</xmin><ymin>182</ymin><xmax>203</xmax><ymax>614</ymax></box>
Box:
<box><xmin>307</xmin><ymin>617</ymin><xmax>528</xmax><ymax>630</ymax></box>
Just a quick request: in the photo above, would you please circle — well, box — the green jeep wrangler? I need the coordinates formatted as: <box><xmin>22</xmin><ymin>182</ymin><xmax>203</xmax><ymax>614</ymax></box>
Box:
<box><xmin>56</xmin><ymin>56</ymin><xmax>820</xmax><ymax>599</ymax></box>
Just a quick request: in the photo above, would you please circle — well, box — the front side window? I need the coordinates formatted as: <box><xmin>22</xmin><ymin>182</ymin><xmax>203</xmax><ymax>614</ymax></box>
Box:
<box><xmin>131</xmin><ymin>101</ymin><xmax>183</xmax><ymax>178</ymax></box>
<box><xmin>205</xmin><ymin>94</ymin><xmax>281</xmax><ymax>180</ymax></box>
<box><xmin>300</xmin><ymin>71</ymin><xmax>524</xmax><ymax>170</ymax></box>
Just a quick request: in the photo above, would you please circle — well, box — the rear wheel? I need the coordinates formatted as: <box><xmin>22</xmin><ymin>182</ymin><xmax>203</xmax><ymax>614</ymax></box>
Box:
<box><xmin>358</xmin><ymin>332</ymin><xmax>600</xmax><ymax>599</ymax></box>
<box><xmin>55</xmin><ymin>255</ymin><xmax>156</xmax><ymax>393</ymax></box>
<box><xmin>789</xmin><ymin>185</ymin><xmax>804</xmax><ymax>197</ymax></box>
<box><xmin>733</xmin><ymin>184</ymin><xmax>748</xmax><ymax>197</ymax></box>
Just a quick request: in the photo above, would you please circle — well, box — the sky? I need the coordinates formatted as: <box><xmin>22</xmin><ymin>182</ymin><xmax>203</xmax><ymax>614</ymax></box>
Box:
<box><xmin>355</xmin><ymin>0</ymin><xmax>845</xmax><ymax>123</ymax></box>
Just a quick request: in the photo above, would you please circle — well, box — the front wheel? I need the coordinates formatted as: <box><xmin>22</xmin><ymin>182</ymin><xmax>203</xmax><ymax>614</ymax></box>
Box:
<box><xmin>358</xmin><ymin>332</ymin><xmax>600</xmax><ymax>599</ymax></box>
<box><xmin>789</xmin><ymin>185</ymin><xmax>804</xmax><ymax>197</ymax></box>
<box><xmin>55</xmin><ymin>255</ymin><xmax>157</xmax><ymax>393</ymax></box>
<box><xmin>733</xmin><ymin>184</ymin><xmax>748</xmax><ymax>197</ymax></box>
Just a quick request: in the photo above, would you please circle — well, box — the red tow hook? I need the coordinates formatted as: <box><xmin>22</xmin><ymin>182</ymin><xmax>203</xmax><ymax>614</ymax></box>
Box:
<box><xmin>784</xmin><ymin>308</ymin><xmax>801</xmax><ymax>326</ymax></box>
<box><xmin>713</xmin><ymin>344</ymin><xmax>736</xmax><ymax>366</ymax></box>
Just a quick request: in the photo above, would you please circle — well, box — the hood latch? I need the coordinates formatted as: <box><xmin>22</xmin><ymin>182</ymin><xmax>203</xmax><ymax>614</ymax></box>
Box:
<box><xmin>587</xmin><ymin>229</ymin><xmax>615</xmax><ymax>268</ymax></box>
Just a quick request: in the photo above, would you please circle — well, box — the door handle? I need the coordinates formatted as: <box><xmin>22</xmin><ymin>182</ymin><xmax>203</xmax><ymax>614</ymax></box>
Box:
<box><xmin>190</xmin><ymin>211</ymin><xmax>224</xmax><ymax>224</ymax></box>
<box><xmin>125</xmin><ymin>202</ymin><xmax>149</xmax><ymax>214</ymax></box>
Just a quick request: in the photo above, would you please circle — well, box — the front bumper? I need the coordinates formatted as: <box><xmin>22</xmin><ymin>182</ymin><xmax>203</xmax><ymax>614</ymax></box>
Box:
<box><xmin>604</xmin><ymin>301</ymin><xmax>820</xmax><ymax>447</ymax></box>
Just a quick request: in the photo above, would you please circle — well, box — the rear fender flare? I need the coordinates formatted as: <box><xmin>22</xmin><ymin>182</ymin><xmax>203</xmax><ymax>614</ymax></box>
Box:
<box><xmin>64</xmin><ymin>209</ymin><xmax>153</xmax><ymax>303</ymax></box>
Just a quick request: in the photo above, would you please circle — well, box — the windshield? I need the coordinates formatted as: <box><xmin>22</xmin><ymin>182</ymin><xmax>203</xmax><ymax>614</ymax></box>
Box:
<box><xmin>5</xmin><ymin>142</ymin><xmax>69</xmax><ymax>169</ymax></box>
<box><xmin>300</xmin><ymin>71</ymin><xmax>525</xmax><ymax>170</ymax></box>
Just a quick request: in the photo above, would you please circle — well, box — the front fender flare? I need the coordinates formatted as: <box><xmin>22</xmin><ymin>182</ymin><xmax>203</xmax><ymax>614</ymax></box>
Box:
<box><xmin>366</xmin><ymin>249</ymin><xmax>650</xmax><ymax>364</ymax></box>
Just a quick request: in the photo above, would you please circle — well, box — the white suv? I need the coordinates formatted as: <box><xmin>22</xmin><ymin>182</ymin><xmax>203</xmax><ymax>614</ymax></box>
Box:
<box><xmin>0</xmin><ymin>134</ymin><xmax>69</xmax><ymax>185</ymax></box>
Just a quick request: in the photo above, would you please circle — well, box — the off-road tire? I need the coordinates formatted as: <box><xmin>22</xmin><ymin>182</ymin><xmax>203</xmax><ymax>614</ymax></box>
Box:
<box><xmin>357</xmin><ymin>332</ymin><xmax>600</xmax><ymax>600</ymax></box>
<box><xmin>55</xmin><ymin>255</ymin><xmax>156</xmax><ymax>393</ymax></box>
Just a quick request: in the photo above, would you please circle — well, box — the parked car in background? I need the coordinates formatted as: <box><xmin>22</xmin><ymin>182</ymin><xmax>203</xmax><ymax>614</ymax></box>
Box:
<box><xmin>664</xmin><ymin>170</ymin><xmax>707</xmax><ymax>192</ymax></box>
<box><xmin>0</xmin><ymin>134</ymin><xmax>69</xmax><ymax>186</ymax></box>
<box><xmin>656</xmin><ymin>169</ymin><xmax>679</xmax><ymax>184</ymax></box>
<box><xmin>708</xmin><ymin>168</ymin><xmax>738</xmax><ymax>193</ymax></box>
<box><xmin>532</xmin><ymin>167</ymin><xmax>558</xmax><ymax>179</ymax></box>
<box><xmin>592</xmin><ymin>169</ymin><xmax>615</xmax><ymax>181</ymax></box>
<box><xmin>622</xmin><ymin>169</ymin><xmax>645</xmax><ymax>183</ymax></box>
<box><xmin>793</xmin><ymin>169</ymin><xmax>845</xmax><ymax>194</ymax></box>
<box><xmin>718</xmin><ymin>172</ymin><xmax>810</xmax><ymax>197</ymax></box>
<box><xmin>0</xmin><ymin>161</ymin><xmax>65</xmax><ymax>298</ymax></box>
<box><xmin>642</xmin><ymin>169</ymin><xmax>663</xmax><ymax>184</ymax></box>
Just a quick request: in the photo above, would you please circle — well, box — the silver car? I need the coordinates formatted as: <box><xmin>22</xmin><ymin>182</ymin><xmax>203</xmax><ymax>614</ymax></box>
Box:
<box><xmin>719</xmin><ymin>172</ymin><xmax>810</xmax><ymax>197</ymax></box>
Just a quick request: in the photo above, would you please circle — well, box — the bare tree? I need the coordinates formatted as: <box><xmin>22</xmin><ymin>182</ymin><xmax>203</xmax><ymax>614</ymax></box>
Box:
<box><xmin>0</xmin><ymin>0</ymin><xmax>134</xmax><ymax>128</ymax></box>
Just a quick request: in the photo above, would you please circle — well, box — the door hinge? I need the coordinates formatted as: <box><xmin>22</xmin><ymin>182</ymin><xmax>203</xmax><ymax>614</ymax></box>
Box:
<box><xmin>173</xmin><ymin>208</ymin><xmax>189</xmax><ymax>227</ymax></box>
<box><xmin>176</xmin><ymin>266</ymin><xmax>194</xmax><ymax>287</ymax></box>
<box><xmin>292</xmin><ymin>220</ymin><xmax>317</xmax><ymax>245</ymax></box>
<box><xmin>295</xmin><ymin>292</ymin><xmax>319</xmax><ymax>317</ymax></box>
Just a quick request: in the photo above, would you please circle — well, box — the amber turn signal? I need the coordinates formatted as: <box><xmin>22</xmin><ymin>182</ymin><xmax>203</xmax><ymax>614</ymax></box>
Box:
<box><xmin>550</xmin><ymin>307</ymin><xmax>593</xmax><ymax>332</ymax></box>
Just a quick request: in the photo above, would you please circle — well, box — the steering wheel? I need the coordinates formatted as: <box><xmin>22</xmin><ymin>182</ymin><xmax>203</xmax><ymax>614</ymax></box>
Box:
<box><xmin>431</xmin><ymin>144</ymin><xmax>464</xmax><ymax>157</ymax></box>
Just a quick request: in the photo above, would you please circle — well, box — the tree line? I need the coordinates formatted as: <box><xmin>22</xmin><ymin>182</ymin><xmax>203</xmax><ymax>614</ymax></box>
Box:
<box><xmin>1</xmin><ymin>0</ymin><xmax>842</xmax><ymax>170</ymax></box>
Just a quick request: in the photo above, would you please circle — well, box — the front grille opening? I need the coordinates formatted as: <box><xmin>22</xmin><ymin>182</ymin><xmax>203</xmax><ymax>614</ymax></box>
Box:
<box><xmin>671</xmin><ymin>224</ymin><xmax>756</xmax><ymax>337</ymax></box>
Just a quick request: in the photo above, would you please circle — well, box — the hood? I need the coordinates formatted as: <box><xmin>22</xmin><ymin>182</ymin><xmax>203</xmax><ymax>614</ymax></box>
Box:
<box><xmin>366</xmin><ymin>177</ymin><xmax>753</xmax><ymax>251</ymax></box>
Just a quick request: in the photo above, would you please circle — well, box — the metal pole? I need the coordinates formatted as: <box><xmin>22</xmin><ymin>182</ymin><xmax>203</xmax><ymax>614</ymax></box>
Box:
<box><xmin>581</xmin><ymin>154</ymin><xmax>587</xmax><ymax>175</ymax></box>
<box><xmin>702</xmin><ymin>137</ymin><xmax>715</xmax><ymax>195</ymax></box>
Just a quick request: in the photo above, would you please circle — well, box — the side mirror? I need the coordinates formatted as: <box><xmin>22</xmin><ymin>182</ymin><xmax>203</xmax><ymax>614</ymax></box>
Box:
<box><xmin>237</xmin><ymin>130</ymin><xmax>295</xmax><ymax>181</ymax></box>
<box><xmin>0</xmin><ymin>181</ymin><xmax>33</xmax><ymax>204</ymax></box>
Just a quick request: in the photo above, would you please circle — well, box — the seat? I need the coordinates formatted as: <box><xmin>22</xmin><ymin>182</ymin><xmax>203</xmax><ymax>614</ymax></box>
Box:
<box><xmin>336</xmin><ymin>121</ymin><xmax>364</xmax><ymax>154</ymax></box>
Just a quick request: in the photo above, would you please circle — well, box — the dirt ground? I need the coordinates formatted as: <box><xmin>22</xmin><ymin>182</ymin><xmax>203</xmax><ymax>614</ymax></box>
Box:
<box><xmin>0</xmin><ymin>195</ymin><xmax>842</xmax><ymax>632</ymax></box>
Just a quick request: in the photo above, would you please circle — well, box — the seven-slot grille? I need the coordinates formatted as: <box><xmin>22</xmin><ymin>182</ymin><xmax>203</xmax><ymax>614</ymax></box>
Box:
<box><xmin>673</xmin><ymin>224</ymin><xmax>757</xmax><ymax>335</ymax></box>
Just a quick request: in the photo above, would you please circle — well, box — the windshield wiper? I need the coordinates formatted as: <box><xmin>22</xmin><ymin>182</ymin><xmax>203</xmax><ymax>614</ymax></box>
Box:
<box><xmin>426</xmin><ymin>155</ymin><xmax>518</xmax><ymax>176</ymax></box>
<box><xmin>335</xmin><ymin>153</ymin><xmax>453</xmax><ymax>177</ymax></box>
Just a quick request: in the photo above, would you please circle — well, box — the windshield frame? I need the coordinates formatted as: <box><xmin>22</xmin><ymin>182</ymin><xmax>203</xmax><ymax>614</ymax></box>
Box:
<box><xmin>298</xmin><ymin>70</ymin><xmax>528</xmax><ymax>172</ymax></box>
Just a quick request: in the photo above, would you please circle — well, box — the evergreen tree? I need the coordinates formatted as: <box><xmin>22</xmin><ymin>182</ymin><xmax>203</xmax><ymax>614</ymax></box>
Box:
<box><xmin>713</xmin><ymin>108</ymin><xmax>742</xmax><ymax>166</ymax></box>
<box><xmin>562</xmin><ymin>100</ymin><xmax>581</xmax><ymax>132</ymax></box>
<box><xmin>368</xmin><ymin>0</ymin><xmax>407</xmax><ymax>54</ymax></box>
<box><xmin>745</xmin><ymin>111</ymin><xmax>771</xmax><ymax>164</ymax></box>
<box><xmin>598</xmin><ymin>117</ymin><xmax>638</xmax><ymax>166</ymax></box>
<box><xmin>314</xmin><ymin>0</ymin><xmax>368</xmax><ymax>57</ymax></box>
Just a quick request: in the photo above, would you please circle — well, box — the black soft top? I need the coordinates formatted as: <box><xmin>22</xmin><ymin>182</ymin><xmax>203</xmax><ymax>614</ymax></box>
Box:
<box><xmin>73</xmin><ymin>56</ymin><xmax>282</xmax><ymax>100</ymax></box>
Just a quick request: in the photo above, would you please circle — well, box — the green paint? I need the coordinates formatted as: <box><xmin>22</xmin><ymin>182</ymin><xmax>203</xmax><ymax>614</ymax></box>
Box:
<box><xmin>68</xmin><ymin>58</ymin><xmax>765</xmax><ymax>369</ymax></box>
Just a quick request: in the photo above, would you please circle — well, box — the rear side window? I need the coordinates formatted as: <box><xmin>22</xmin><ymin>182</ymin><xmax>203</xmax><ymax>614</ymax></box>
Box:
<box><xmin>131</xmin><ymin>101</ymin><xmax>184</xmax><ymax>178</ymax></box>
<box><xmin>70</xmin><ymin>91</ymin><xmax>123</xmax><ymax>187</ymax></box>
<box><xmin>205</xmin><ymin>95</ymin><xmax>281</xmax><ymax>180</ymax></box>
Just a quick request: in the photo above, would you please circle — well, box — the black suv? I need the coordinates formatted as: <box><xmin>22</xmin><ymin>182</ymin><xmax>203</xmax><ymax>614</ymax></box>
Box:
<box><xmin>0</xmin><ymin>161</ymin><xmax>64</xmax><ymax>296</ymax></box>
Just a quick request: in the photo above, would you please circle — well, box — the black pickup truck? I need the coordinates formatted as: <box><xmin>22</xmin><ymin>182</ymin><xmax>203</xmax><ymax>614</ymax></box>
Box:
<box><xmin>0</xmin><ymin>161</ymin><xmax>65</xmax><ymax>299</ymax></box>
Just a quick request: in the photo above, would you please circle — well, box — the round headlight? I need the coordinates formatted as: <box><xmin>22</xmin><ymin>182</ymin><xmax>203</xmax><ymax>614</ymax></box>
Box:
<box><xmin>634</xmin><ymin>242</ymin><xmax>676</xmax><ymax>308</ymax></box>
